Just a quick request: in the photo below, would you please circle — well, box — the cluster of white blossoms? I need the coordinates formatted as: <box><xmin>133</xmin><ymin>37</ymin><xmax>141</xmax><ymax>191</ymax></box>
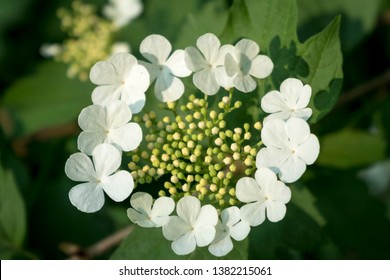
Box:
<box><xmin>65</xmin><ymin>33</ymin><xmax>320</xmax><ymax>257</ymax></box>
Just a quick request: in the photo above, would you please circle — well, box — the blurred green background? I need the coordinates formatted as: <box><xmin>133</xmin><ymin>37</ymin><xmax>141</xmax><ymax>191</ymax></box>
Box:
<box><xmin>1</xmin><ymin>0</ymin><xmax>390</xmax><ymax>259</ymax></box>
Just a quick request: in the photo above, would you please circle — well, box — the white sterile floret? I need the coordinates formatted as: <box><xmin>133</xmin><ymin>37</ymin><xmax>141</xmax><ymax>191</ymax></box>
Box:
<box><xmin>103</xmin><ymin>0</ymin><xmax>143</xmax><ymax>28</ymax></box>
<box><xmin>162</xmin><ymin>196</ymin><xmax>218</xmax><ymax>255</ymax></box>
<box><xmin>224</xmin><ymin>38</ymin><xmax>273</xmax><ymax>93</ymax></box>
<box><xmin>139</xmin><ymin>34</ymin><xmax>191</xmax><ymax>102</ymax></box>
<box><xmin>208</xmin><ymin>206</ymin><xmax>250</xmax><ymax>257</ymax></box>
<box><xmin>127</xmin><ymin>192</ymin><xmax>175</xmax><ymax>227</ymax></box>
<box><xmin>261</xmin><ymin>78</ymin><xmax>312</xmax><ymax>122</ymax></box>
<box><xmin>236</xmin><ymin>168</ymin><xmax>291</xmax><ymax>226</ymax></box>
<box><xmin>90</xmin><ymin>53</ymin><xmax>150</xmax><ymax>114</ymax></box>
<box><xmin>65</xmin><ymin>143</ymin><xmax>134</xmax><ymax>213</ymax></box>
<box><xmin>256</xmin><ymin>118</ymin><xmax>320</xmax><ymax>183</ymax></box>
<box><xmin>111</xmin><ymin>42</ymin><xmax>131</xmax><ymax>55</ymax></box>
<box><xmin>184</xmin><ymin>33</ymin><xmax>235</xmax><ymax>95</ymax></box>
<box><xmin>77</xmin><ymin>100</ymin><xmax>142</xmax><ymax>155</ymax></box>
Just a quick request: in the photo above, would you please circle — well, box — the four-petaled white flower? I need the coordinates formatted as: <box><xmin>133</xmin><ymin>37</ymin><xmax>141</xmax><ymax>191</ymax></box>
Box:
<box><xmin>236</xmin><ymin>168</ymin><xmax>291</xmax><ymax>226</ymax></box>
<box><xmin>261</xmin><ymin>78</ymin><xmax>312</xmax><ymax>122</ymax></box>
<box><xmin>208</xmin><ymin>206</ymin><xmax>251</xmax><ymax>257</ymax></box>
<box><xmin>127</xmin><ymin>192</ymin><xmax>175</xmax><ymax>227</ymax></box>
<box><xmin>103</xmin><ymin>0</ymin><xmax>143</xmax><ymax>28</ymax></box>
<box><xmin>90</xmin><ymin>52</ymin><xmax>150</xmax><ymax>114</ymax></box>
<box><xmin>224</xmin><ymin>38</ymin><xmax>273</xmax><ymax>93</ymax></box>
<box><xmin>184</xmin><ymin>33</ymin><xmax>235</xmax><ymax>95</ymax></box>
<box><xmin>65</xmin><ymin>143</ymin><xmax>134</xmax><ymax>213</ymax></box>
<box><xmin>256</xmin><ymin>118</ymin><xmax>320</xmax><ymax>183</ymax></box>
<box><xmin>139</xmin><ymin>34</ymin><xmax>192</xmax><ymax>102</ymax></box>
<box><xmin>77</xmin><ymin>100</ymin><xmax>142</xmax><ymax>155</ymax></box>
<box><xmin>162</xmin><ymin>196</ymin><xmax>218</xmax><ymax>255</ymax></box>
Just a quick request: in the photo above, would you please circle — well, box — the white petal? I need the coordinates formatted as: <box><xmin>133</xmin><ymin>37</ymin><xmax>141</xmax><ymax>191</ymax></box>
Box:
<box><xmin>124</xmin><ymin>64</ymin><xmax>150</xmax><ymax>93</ymax></box>
<box><xmin>235</xmin><ymin>39</ymin><xmax>259</xmax><ymax>60</ymax></box>
<box><xmin>77</xmin><ymin>131</ymin><xmax>107</xmax><ymax>155</ymax></box>
<box><xmin>230</xmin><ymin>221</ymin><xmax>251</xmax><ymax>241</ymax></box>
<box><xmin>291</xmin><ymin>108</ymin><xmax>312</xmax><ymax>121</ymax></box>
<box><xmin>233</xmin><ymin>75</ymin><xmax>257</xmax><ymax>93</ymax></box>
<box><xmin>220</xmin><ymin>206</ymin><xmax>240</xmax><ymax>228</ymax></box>
<box><xmin>263</xmin><ymin>112</ymin><xmax>293</xmax><ymax>123</ymax></box>
<box><xmin>78</xmin><ymin>104</ymin><xmax>107</xmax><ymax>131</ymax></box>
<box><xmin>89</xmin><ymin>61</ymin><xmax>117</xmax><ymax>85</ymax></box>
<box><xmin>138</xmin><ymin>60</ymin><xmax>160</xmax><ymax>82</ymax></box>
<box><xmin>236</xmin><ymin>177</ymin><xmax>265</xmax><ymax>203</ymax></box>
<box><xmin>163</xmin><ymin>216</ymin><xmax>191</xmax><ymax>241</ymax></box>
<box><xmin>268</xmin><ymin>181</ymin><xmax>291</xmax><ymax>204</ymax></box>
<box><xmin>110</xmin><ymin>53</ymin><xmax>137</xmax><ymax>80</ymax></box>
<box><xmin>240</xmin><ymin>202</ymin><xmax>266</xmax><ymax>226</ymax></box>
<box><xmin>92</xmin><ymin>143</ymin><xmax>121</xmax><ymax>178</ymax></box>
<box><xmin>215</xmin><ymin>66</ymin><xmax>234</xmax><ymax>90</ymax></box>
<box><xmin>194</xmin><ymin>225</ymin><xmax>216</xmax><ymax>247</ymax></box>
<box><xmin>69</xmin><ymin>182</ymin><xmax>104</xmax><ymax>213</ymax></box>
<box><xmin>105</xmin><ymin>101</ymin><xmax>132</xmax><ymax>128</ymax></box>
<box><xmin>224</xmin><ymin>53</ymin><xmax>239</xmax><ymax>77</ymax></box>
<box><xmin>102</xmin><ymin>170</ymin><xmax>134</xmax><ymax>202</ymax></box>
<box><xmin>280</xmin><ymin>78</ymin><xmax>304</xmax><ymax>108</ymax></box>
<box><xmin>256</xmin><ymin>147</ymin><xmax>289</xmax><ymax>175</ymax></box>
<box><xmin>151</xmin><ymin>196</ymin><xmax>175</xmax><ymax>227</ymax></box>
<box><xmin>127</xmin><ymin>208</ymin><xmax>156</xmax><ymax>228</ymax></box>
<box><xmin>250</xmin><ymin>55</ymin><xmax>273</xmax><ymax>79</ymax></box>
<box><xmin>65</xmin><ymin>152</ymin><xmax>96</xmax><ymax>182</ymax></box>
<box><xmin>154</xmin><ymin>72</ymin><xmax>184</xmax><ymax>102</ymax></box>
<box><xmin>171</xmin><ymin>231</ymin><xmax>197</xmax><ymax>255</ymax></box>
<box><xmin>108</xmin><ymin>123</ymin><xmax>143</xmax><ymax>152</ymax></box>
<box><xmin>196</xmin><ymin>33</ymin><xmax>220</xmax><ymax>63</ymax></box>
<box><xmin>140</xmin><ymin>34</ymin><xmax>171</xmax><ymax>64</ymax></box>
<box><xmin>165</xmin><ymin>49</ymin><xmax>191</xmax><ymax>77</ymax></box>
<box><xmin>278</xmin><ymin>156</ymin><xmax>306</xmax><ymax>183</ymax></box>
<box><xmin>92</xmin><ymin>85</ymin><xmax>121</xmax><ymax>106</ymax></box>
<box><xmin>261</xmin><ymin>118</ymin><xmax>289</xmax><ymax>149</ymax></box>
<box><xmin>196</xmin><ymin>204</ymin><xmax>218</xmax><ymax>227</ymax></box>
<box><xmin>193</xmin><ymin>68</ymin><xmax>220</xmax><ymax>95</ymax></box>
<box><xmin>184</xmin><ymin>46</ymin><xmax>206</xmax><ymax>72</ymax></box>
<box><xmin>266</xmin><ymin>201</ymin><xmax>287</xmax><ymax>222</ymax></box>
<box><xmin>261</xmin><ymin>90</ymin><xmax>289</xmax><ymax>114</ymax></box>
<box><xmin>255</xmin><ymin>167</ymin><xmax>278</xmax><ymax>194</ymax></box>
<box><xmin>216</xmin><ymin>44</ymin><xmax>235</xmax><ymax>66</ymax></box>
<box><xmin>296</xmin><ymin>84</ymin><xmax>312</xmax><ymax>109</ymax></box>
<box><xmin>176</xmin><ymin>196</ymin><xmax>200</xmax><ymax>226</ymax></box>
<box><xmin>296</xmin><ymin>134</ymin><xmax>320</xmax><ymax>165</ymax></box>
<box><xmin>208</xmin><ymin>234</ymin><xmax>233</xmax><ymax>257</ymax></box>
<box><xmin>121</xmin><ymin>88</ymin><xmax>146</xmax><ymax>114</ymax></box>
<box><xmin>130</xmin><ymin>192</ymin><xmax>153</xmax><ymax>212</ymax></box>
<box><xmin>285</xmin><ymin>118</ymin><xmax>311</xmax><ymax>148</ymax></box>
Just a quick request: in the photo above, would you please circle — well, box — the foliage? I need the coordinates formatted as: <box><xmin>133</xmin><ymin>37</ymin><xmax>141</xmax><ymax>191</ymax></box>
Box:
<box><xmin>0</xmin><ymin>0</ymin><xmax>390</xmax><ymax>260</ymax></box>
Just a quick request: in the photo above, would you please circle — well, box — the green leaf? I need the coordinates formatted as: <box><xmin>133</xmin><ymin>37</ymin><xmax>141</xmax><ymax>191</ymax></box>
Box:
<box><xmin>0</xmin><ymin>61</ymin><xmax>93</xmax><ymax>137</ymax></box>
<box><xmin>248</xmin><ymin>205</ymin><xmax>326</xmax><ymax>259</ymax></box>
<box><xmin>298</xmin><ymin>16</ymin><xmax>343</xmax><ymax>123</ymax></box>
<box><xmin>0</xmin><ymin>162</ymin><xmax>26</xmax><ymax>253</ymax></box>
<box><xmin>297</xmin><ymin>0</ymin><xmax>382</xmax><ymax>51</ymax></box>
<box><xmin>110</xmin><ymin>225</ymin><xmax>248</xmax><ymax>260</ymax></box>
<box><xmin>316</xmin><ymin>129</ymin><xmax>386</xmax><ymax>169</ymax></box>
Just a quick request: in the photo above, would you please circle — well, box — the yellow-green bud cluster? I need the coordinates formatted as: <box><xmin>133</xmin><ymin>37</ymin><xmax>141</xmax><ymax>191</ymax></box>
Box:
<box><xmin>56</xmin><ymin>1</ymin><xmax>114</xmax><ymax>80</ymax></box>
<box><xmin>128</xmin><ymin>92</ymin><xmax>263</xmax><ymax>209</ymax></box>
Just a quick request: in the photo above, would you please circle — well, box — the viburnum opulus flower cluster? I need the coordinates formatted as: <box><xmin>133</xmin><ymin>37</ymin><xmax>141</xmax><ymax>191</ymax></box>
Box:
<box><xmin>65</xmin><ymin>33</ymin><xmax>320</xmax><ymax>257</ymax></box>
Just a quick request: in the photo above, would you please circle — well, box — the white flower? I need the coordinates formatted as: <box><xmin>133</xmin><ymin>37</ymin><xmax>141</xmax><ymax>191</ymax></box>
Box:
<box><xmin>256</xmin><ymin>118</ymin><xmax>320</xmax><ymax>183</ymax></box>
<box><xmin>103</xmin><ymin>0</ymin><xmax>143</xmax><ymax>28</ymax></box>
<box><xmin>184</xmin><ymin>33</ymin><xmax>235</xmax><ymax>95</ymax></box>
<box><xmin>65</xmin><ymin>143</ymin><xmax>134</xmax><ymax>213</ymax></box>
<box><xmin>162</xmin><ymin>196</ymin><xmax>218</xmax><ymax>255</ymax></box>
<box><xmin>236</xmin><ymin>168</ymin><xmax>291</xmax><ymax>226</ymax></box>
<box><xmin>127</xmin><ymin>192</ymin><xmax>175</xmax><ymax>227</ymax></box>
<box><xmin>261</xmin><ymin>78</ymin><xmax>312</xmax><ymax>122</ymax></box>
<box><xmin>90</xmin><ymin>53</ymin><xmax>150</xmax><ymax>114</ymax></box>
<box><xmin>40</xmin><ymin>43</ymin><xmax>62</xmax><ymax>58</ymax></box>
<box><xmin>225</xmin><ymin>38</ymin><xmax>273</xmax><ymax>93</ymax></box>
<box><xmin>139</xmin><ymin>34</ymin><xmax>191</xmax><ymax>102</ymax></box>
<box><xmin>208</xmin><ymin>206</ymin><xmax>250</xmax><ymax>257</ymax></box>
<box><xmin>77</xmin><ymin>100</ymin><xmax>142</xmax><ymax>155</ymax></box>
